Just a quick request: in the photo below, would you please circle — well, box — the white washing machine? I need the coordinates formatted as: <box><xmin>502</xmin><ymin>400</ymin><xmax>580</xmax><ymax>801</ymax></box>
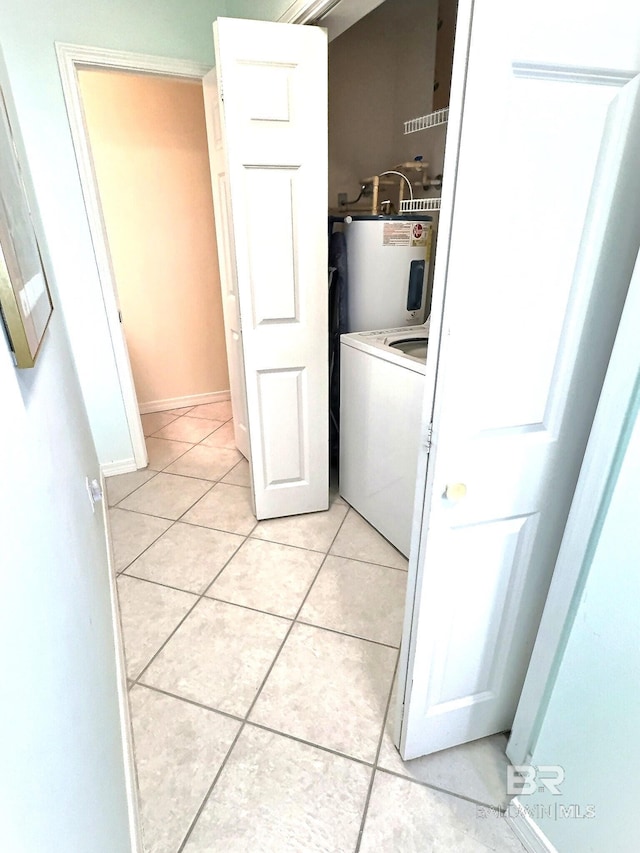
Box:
<box><xmin>339</xmin><ymin>324</ymin><xmax>428</xmax><ymax>557</ymax></box>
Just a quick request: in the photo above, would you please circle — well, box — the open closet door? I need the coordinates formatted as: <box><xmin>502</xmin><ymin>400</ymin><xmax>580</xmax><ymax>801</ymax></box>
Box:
<box><xmin>397</xmin><ymin>0</ymin><xmax>640</xmax><ymax>759</ymax></box>
<box><xmin>207</xmin><ymin>17</ymin><xmax>329</xmax><ymax>519</ymax></box>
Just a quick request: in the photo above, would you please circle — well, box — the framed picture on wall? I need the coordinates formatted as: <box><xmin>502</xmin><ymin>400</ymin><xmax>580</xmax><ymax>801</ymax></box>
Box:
<box><xmin>0</xmin><ymin>85</ymin><xmax>53</xmax><ymax>368</ymax></box>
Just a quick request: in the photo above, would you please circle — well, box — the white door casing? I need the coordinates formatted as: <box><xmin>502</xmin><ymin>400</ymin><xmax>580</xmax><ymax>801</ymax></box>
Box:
<box><xmin>56</xmin><ymin>44</ymin><xmax>216</xmax><ymax>474</ymax></box>
<box><xmin>397</xmin><ymin>0</ymin><xmax>640</xmax><ymax>759</ymax></box>
<box><xmin>212</xmin><ymin>18</ymin><xmax>329</xmax><ymax>519</ymax></box>
<box><xmin>202</xmin><ymin>68</ymin><xmax>250</xmax><ymax>461</ymax></box>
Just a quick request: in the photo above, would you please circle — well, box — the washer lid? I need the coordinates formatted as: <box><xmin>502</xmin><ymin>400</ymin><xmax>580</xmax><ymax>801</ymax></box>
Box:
<box><xmin>340</xmin><ymin>324</ymin><xmax>429</xmax><ymax>373</ymax></box>
<box><xmin>388</xmin><ymin>337</ymin><xmax>428</xmax><ymax>363</ymax></box>
<box><xmin>332</xmin><ymin>214</ymin><xmax>433</xmax><ymax>223</ymax></box>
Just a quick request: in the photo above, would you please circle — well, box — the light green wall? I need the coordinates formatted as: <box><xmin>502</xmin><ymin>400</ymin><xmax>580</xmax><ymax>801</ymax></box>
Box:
<box><xmin>0</xmin><ymin>45</ymin><xmax>131</xmax><ymax>851</ymax></box>
<box><xmin>522</xmin><ymin>402</ymin><xmax>640</xmax><ymax>851</ymax></box>
<box><xmin>228</xmin><ymin>0</ymin><xmax>292</xmax><ymax>21</ymax></box>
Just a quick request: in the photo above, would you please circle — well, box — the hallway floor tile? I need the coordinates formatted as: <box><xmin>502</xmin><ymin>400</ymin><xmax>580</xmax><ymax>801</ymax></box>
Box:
<box><xmin>107</xmin><ymin>409</ymin><xmax>524</xmax><ymax>852</ymax></box>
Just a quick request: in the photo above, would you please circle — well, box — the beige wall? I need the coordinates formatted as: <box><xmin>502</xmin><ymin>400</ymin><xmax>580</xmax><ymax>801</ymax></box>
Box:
<box><xmin>78</xmin><ymin>69</ymin><xmax>228</xmax><ymax>410</ymax></box>
<box><xmin>433</xmin><ymin>0</ymin><xmax>459</xmax><ymax>111</ymax></box>
<box><xmin>328</xmin><ymin>0</ymin><xmax>439</xmax><ymax>211</ymax></box>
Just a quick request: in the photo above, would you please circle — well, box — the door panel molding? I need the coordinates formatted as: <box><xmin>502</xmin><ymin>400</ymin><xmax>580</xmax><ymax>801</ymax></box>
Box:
<box><xmin>512</xmin><ymin>61</ymin><xmax>636</xmax><ymax>86</ymax></box>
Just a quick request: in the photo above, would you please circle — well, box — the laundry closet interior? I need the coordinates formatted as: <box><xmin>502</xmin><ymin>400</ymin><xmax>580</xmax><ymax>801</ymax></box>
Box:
<box><xmin>326</xmin><ymin>0</ymin><xmax>457</xmax><ymax>556</ymax></box>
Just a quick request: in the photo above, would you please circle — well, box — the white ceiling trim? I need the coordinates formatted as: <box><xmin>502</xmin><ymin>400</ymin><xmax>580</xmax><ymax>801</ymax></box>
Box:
<box><xmin>278</xmin><ymin>0</ymin><xmax>386</xmax><ymax>40</ymax></box>
<box><xmin>277</xmin><ymin>0</ymin><xmax>342</xmax><ymax>25</ymax></box>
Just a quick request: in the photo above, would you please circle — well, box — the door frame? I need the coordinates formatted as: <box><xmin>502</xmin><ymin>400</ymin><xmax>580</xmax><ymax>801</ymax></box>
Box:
<box><xmin>56</xmin><ymin>43</ymin><xmax>211</xmax><ymax>472</ymax></box>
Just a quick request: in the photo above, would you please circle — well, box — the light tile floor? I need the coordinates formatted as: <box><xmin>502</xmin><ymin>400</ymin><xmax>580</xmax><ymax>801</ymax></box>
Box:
<box><xmin>107</xmin><ymin>404</ymin><xmax>524</xmax><ymax>853</ymax></box>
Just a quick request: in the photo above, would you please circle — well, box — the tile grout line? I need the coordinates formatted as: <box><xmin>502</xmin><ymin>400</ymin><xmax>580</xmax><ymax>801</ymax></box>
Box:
<box><xmin>131</xmin><ymin>525</ymin><xmax>250</xmax><ymax>684</ymax></box>
<box><xmin>354</xmin><ymin>650</ymin><xmax>401</xmax><ymax>853</ymax></box>
<box><xmin>292</xmin><ymin>617</ymin><xmax>400</xmax><ymax>650</ymax></box>
<box><xmin>148</xmin><ymin>419</ymin><xmax>225</xmax><ymax>443</ymax></box>
<box><xmin>112</xmin><ymin>480</ymin><xmax>220</xmax><ymax>576</ymax></box>
<box><xmin>214</xmin><ymin>455</ymin><xmax>250</xmax><ymax>485</ymax></box>
<box><xmin>141</xmin><ymin>466</ymin><xmax>240</xmax><ymax>484</ymax></box>
<box><xmin>175</xmin><ymin>725</ymin><xmax>246</xmax><ymax>853</ymax></box>
<box><xmin>113</xmin><ymin>480</ymin><xmax>237</xmax><ymax>525</ymax></box>
<box><xmin>114</xmin><ymin>523</ymin><xmax>179</xmax><ymax>576</ymax></box>
<box><xmin>319</xmin><ymin>554</ymin><xmax>409</xmax><ymax>573</ymax></box>
<box><xmin>136</xmin><ymin>652</ymin><xmax>512</xmax><ymax>814</ymax></box>
<box><xmin>157</xmin><ymin>439</ymin><xmax>246</xmax><ymax>479</ymax></box>
<box><xmin>116</xmin><ymin>518</ymin><xmax>246</xmax><ymax>583</ymax></box>
<box><xmin>146</xmin><ymin>412</ymin><xmax>235</xmax><ymax>456</ymax></box>
<box><xmin>112</xmin><ymin>459</ymin><xmax>404</xmax><ymax>573</ymax></box>
<box><xmin>179</xmin><ymin>412</ymin><xmax>233</xmax><ymax>424</ymax></box>
<box><xmin>112</xmin><ymin>439</ymin><xmax>242</xmax><ymax>511</ymax></box>
<box><xmin>245</xmin><ymin>719</ymin><xmax>376</xmax><ymax>770</ymax></box>
<box><xmin>121</xmin><ymin>568</ymin><xmax>402</xmax><ymax>651</ymax></box>
<box><xmin>143</xmin><ymin>412</ymin><xmax>182</xmax><ymax>433</ymax></box>
<box><xmin>111</xmin><ymin>443</ymin><xmax>249</xmax><ymax>574</ymax></box>
<box><xmin>372</xmin><ymin>766</ymin><xmax>512</xmax><ymax>812</ymax></box>
<box><xmin>175</xmin><ymin>506</ymin><xmax>353</xmax><ymax>853</ymax></box>
<box><xmin>131</xmin><ymin>485</ymin><xmax>261</xmax><ymax>682</ymax></box>
<box><xmin>114</xmin><ymin>497</ymin><xmax>407</xmax><ymax>573</ymax></box>
<box><xmin>137</xmin><ymin>415</ymin><xmax>239</xmax><ymax>485</ymax></box>
<box><xmin>112</xmin><ymin>415</ymin><xmax>237</xmax><ymax>510</ymax></box>
<box><xmin>133</xmin><ymin>681</ymin><xmax>245</xmax><ymax>724</ymax></box>
<box><xmin>133</xmin><ymin>681</ymin><xmax>378</xmax><ymax>772</ymax></box>
<box><xmin>341</xmin><ymin>502</ymin><xmax>408</xmax><ymax>563</ymax></box>
<box><xmin>107</xmin><ymin>468</ymin><xmax>161</xmax><ymax>509</ymax></box>
<box><xmin>113</xmin><ymin>444</ymin><xmax>258</xmax><ymax>682</ymax></box>
<box><xmin>144</xmin><ymin>429</ymin><xmax>203</xmax><ymax>473</ymax></box>
<box><xmin>145</xmin><ymin>409</ymin><xmax>231</xmax><ymax>434</ymax></box>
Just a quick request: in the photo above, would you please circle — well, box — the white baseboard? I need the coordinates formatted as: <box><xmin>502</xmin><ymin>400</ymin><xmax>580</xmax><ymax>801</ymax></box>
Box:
<box><xmin>100</xmin><ymin>475</ymin><xmax>143</xmax><ymax>853</ymax></box>
<box><xmin>138</xmin><ymin>389</ymin><xmax>230</xmax><ymax>414</ymax></box>
<box><xmin>506</xmin><ymin>798</ymin><xmax>558</xmax><ymax>853</ymax></box>
<box><xmin>101</xmin><ymin>457</ymin><xmax>138</xmax><ymax>478</ymax></box>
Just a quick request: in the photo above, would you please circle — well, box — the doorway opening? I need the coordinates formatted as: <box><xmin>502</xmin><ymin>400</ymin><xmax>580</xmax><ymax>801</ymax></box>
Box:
<box><xmin>56</xmin><ymin>45</ymin><xmax>218</xmax><ymax>472</ymax></box>
<box><xmin>78</xmin><ymin>68</ymin><xmax>230</xmax><ymax>431</ymax></box>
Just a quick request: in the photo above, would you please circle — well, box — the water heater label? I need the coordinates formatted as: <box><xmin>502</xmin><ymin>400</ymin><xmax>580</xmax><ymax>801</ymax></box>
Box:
<box><xmin>383</xmin><ymin>221</ymin><xmax>430</xmax><ymax>247</ymax></box>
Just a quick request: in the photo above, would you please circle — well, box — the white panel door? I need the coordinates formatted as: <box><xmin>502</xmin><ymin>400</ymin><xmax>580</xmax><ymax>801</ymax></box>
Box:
<box><xmin>211</xmin><ymin>17</ymin><xmax>328</xmax><ymax>519</ymax></box>
<box><xmin>202</xmin><ymin>68</ymin><xmax>250</xmax><ymax>460</ymax></box>
<box><xmin>398</xmin><ymin>0</ymin><xmax>640</xmax><ymax>759</ymax></box>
